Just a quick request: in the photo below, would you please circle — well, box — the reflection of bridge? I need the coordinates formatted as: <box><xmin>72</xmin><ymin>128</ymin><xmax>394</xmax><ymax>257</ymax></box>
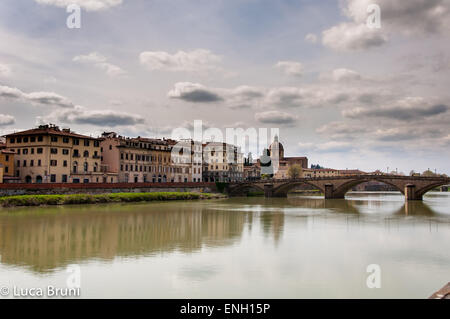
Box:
<box><xmin>228</xmin><ymin>175</ymin><xmax>450</xmax><ymax>201</ymax></box>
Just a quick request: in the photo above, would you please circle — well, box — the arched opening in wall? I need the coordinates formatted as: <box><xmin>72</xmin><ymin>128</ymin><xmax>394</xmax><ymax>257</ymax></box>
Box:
<box><xmin>25</xmin><ymin>175</ymin><xmax>32</xmax><ymax>183</ymax></box>
<box><xmin>229</xmin><ymin>184</ymin><xmax>265</xmax><ymax>197</ymax></box>
<box><xmin>36</xmin><ymin>175</ymin><xmax>43</xmax><ymax>183</ymax></box>
<box><xmin>334</xmin><ymin>179</ymin><xmax>404</xmax><ymax>199</ymax></box>
<box><xmin>273</xmin><ymin>181</ymin><xmax>324</xmax><ymax>198</ymax></box>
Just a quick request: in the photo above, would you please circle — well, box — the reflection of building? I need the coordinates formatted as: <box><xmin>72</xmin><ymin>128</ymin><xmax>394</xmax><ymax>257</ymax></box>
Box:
<box><xmin>202</xmin><ymin>142</ymin><xmax>244</xmax><ymax>182</ymax></box>
<box><xmin>268</xmin><ymin>136</ymin><xmax>308</xmax><ymax>179</ymax></box>
<box><xmin>5</xmin><ymin>125</ymin><xmax>107</xmax><ymax>183</ymax></box>
<box><xmin>0</xmin><ymin>205</ymin><xmax>249</xmax><ymax>273</ymax></box>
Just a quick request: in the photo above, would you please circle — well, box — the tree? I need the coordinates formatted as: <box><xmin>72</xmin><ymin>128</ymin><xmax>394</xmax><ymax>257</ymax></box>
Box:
<box><xmin>422</xmin><ymin>169</ymin><xmax>435</xmax><ymax>177</ymax></box>
<box><xmin>288</xmin><ymin>164</ymin><xmax>303</xmax><ymax>179</ymax></box>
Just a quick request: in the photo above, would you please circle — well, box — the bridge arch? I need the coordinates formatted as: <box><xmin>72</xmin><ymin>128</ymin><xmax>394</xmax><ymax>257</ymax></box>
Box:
<box><xmin>228</xmin><ymin>183</ymin><xmax>265</xmax><ymax>196</ymax></box>
<box><xmin>415</xmin><ymin>181</ymin><xmax>450</xmax><ymax>198</ymax></box>
<box><xmin>273</xmin><ymin>181</ymin><xmax>325</xmax><ymax>197</ymax></box>
<box><xmin>332</xmin><ymin>178</ymin><xmax>405</xmax><ymax>198</ymax></box>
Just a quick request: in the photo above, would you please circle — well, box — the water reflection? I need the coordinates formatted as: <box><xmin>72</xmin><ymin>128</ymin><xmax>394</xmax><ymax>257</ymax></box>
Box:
<box><xmin>0</xmin><ymin>202</ymin><xmax>250</xmax><ymax>273</ymax></box>
<box><xmin>0</xmin><ymin>192</ymin><xmax>448</xmax><ymax>278</ymax></box>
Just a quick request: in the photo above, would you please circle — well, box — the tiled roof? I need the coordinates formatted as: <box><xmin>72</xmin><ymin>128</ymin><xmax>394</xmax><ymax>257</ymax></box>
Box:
<box><xmin>5</xmin><ymin>127</ymin><xmax>99</xmax><ymax>140</ymax></box>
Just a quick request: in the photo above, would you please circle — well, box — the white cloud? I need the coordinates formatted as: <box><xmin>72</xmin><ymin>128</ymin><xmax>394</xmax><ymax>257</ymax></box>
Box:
<box><xmin>34</xmin><ymin>0</ymin><xmax>123</xmax><ymax>11</ymax></box>
<box><xmin>254</xmin><ymin>111</ymin><xmax>298</xmax><ymax>125</ymax></box>
<box><xmin>331</xmin><ymin>68</ymin><xmax>361</xmax><ymax>81</ymax></box>
<box><xmin>73</xmin><ymin>52</ymin><xmax>126</xmax><ymax>77</ymax></box>
<box><xmin>299</xmin><ymin>141</ymin><xmax>355</xmax><ymax>153</ymax></box>
<box><xmin>0</xmin><ymin>85</ymin><xmax>74</xmax><ymax>108</ymax></box>
<box><xmin>0</xmin><ymin>114</ymin><xmax>15</xmax><ymax>126</ymax></box>
<box><xmin>140</xmin><ymin>49</ymin><xmax>222</xmax><ymax>73</ymax></box>
<box><xmin>38</xmin><ymin>106</ymin><xmax>145</xmax><ymax>127</ymax></box>
<box><xmin>0</xmin><ymin>64</ymin><xmax>11</xmax><ymax>77</ymax></box>
<box><xmin>275</xmin><ymin>61</ymin><xmax>304</xmax><ymax>77</ymax></box>
<box><xmin>322</xmin><ymin>22</ymin><xmax>388</xmax><ymax>51</ymax></box>
<box><xmin>168</xmin><ymin>82</ymin><xmax>223</xmax><ymax>103</ymax></box>
<box><xmin>343</xmin><ymin>97</ymin><xmax>449</xmax><ymax>121</ymax></box>
<box><xmin>305</xmin><ymin>33</ymin><xmax>318</xmax><ymax>44</ymax></box>
<box><xmin>321</xmin><ymin>0</ymin><xmax>450</xmax><ymax>51</ymax></box>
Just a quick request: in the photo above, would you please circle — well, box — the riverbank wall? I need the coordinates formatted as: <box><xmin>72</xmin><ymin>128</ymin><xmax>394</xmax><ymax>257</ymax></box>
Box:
<box><xmin>0</xmin><ymin>182</ymin><xmax>218</xmax><ymax>197</ymax></box>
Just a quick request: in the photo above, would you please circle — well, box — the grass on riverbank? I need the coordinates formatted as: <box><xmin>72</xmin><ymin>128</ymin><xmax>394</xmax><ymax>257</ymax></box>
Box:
<box><xmin>0</xmin><ymin>192</ymin><xmax>225</xmax><ymax>207</ymax></box>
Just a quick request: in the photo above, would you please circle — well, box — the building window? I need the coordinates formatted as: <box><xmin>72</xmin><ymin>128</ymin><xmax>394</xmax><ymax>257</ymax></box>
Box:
<box><xmin>63</xmin><ymin>149</ymin><xmax>69</xmax><ymax>155</ymax></box>
<box><xmin>50</xmin><ymin>174</ymin><xmax>56</xmax><ymax>183</ymax></box>
<box><xmin>83</xmin><ymin>178</ymin><xmax>89</xmax><ymax>183</ymax></box>
<box><xmin>83</xmin><ymin>162</ymin><xmax>88</xmax><ymax>172</ymax></box>
<box><xmin>50</xmin><ymin>148</ymin><xmax>58</xmax><ymax>154</ymax></box>
<box><xmin>73</xmin><ymin>178</ymin><xmax>80</xmax><ymax>184</ymax></box>
<box><xmin>37</xmin><ymin>136</ymin><xmax>43</xmax><ymax>142</ymax></box>
<box><xmin>5</xmin><ymin>166</ymin><xmax>8</xmax><ymax>173</ymax></box>
<box><xmin>23</xmin><ymin>160</ymin><xmax>27</xmax><ymax>167</ymax></box>
<box><xmin>120</xmin><ymin>164</ymin><xmax>123</xmax><ymax>171</ymax></box>
<box><xmin>30</xmin><ymin>136</ymin><xmax>36</xmax><ymax>142</ymax></box>
<box><xmin>50</xmin><ymin>160</ymin><xmax>57</xmax><ymax>166</ymax></box>
<box><xmin>51</xmin><ymin>136</ymin><xmax>58</xmax><ymax>142</ymax></box>
<box><xmin>23</xmin><ymin>137</ymin><xmax>29</xmax><ymax>143</ymax></box>
<box><xmin>94</xmin><ymin>140</ymin><xmax>100</xmax><ymax>147</ymax></box>
<box><xmin>84</xmin><ymin>139</ymin><xmax>90</xmax><ymax>147</ymax></box>
<box><xmin>109</xmin><ymin>145</ymin><xmax>112</xmax><ymax>150</ymax></box>
<box><xmin>5</xmin><ymin>155</ymin><xmax>9</xmax><ymax>161</ymax></box>
<box><xmin>9</xmin><ymin>138</ymin><xmax>15</xmax><ymax>143</ymax></box>
<box><xmin>31</xmin><ymin>148</ymin><xmax>34</xmax><ymax>154</ymax></box>
<box><xmin>63</xmin><ymin>160</ymin><xmax>68</xmax><ymax>167</ymax></box>
<box><xmin>62</xmin><ymin>175</ymin><xmax>68</xmax><ymax>183</ymax></box>
<box><xmin>73</xmin><ymin>139</ymin><xmax>79</xmax><ymax>145</ymax></box>
<box><xmin>30</xmin><ymin>160</ymin><xmax>34</xmax><ymax>167</ymax></box>
<box><xmin>38</xmin><ymin>160</ymin><xmax>41</xmax><ymax>166</ymax></box>
<box><xmin>63</xmin><ymin>137</ymin><xmax>70</xmax><ymax>143</ymax></box>
<box><xmin>83</xmin><ymin>150</ymin><xmax>89</xmax><ymax>157</ymax></box>
<box><xmin>37</xmin><ymin>148</ymin><xmax>43</xmax><ymax>154</ymax></box>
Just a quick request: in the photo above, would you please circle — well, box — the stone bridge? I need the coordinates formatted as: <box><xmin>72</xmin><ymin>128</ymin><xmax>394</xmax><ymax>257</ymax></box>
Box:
<box><xmin>227</xmin><ymin>175</ymin><xmax>450</xmax><ymax>201</ymax></box>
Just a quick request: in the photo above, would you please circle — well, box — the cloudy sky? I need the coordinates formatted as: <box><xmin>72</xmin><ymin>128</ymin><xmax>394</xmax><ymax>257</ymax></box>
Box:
<box><xmin>0</xmin><ymin>0</ymin><xmax>449</xmax><ymax>174</ymax></box>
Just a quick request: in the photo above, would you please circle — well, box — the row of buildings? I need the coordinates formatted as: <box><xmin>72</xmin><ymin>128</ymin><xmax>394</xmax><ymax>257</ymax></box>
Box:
<box><xmin>0</xmin><ymin>124</ymin><xmax>245</xmax><ymax>184</ymax></box>
<box><xmin>0</xmin><ymin>123</ymin><xmax>370</xmax><ymax>184</ymax></box>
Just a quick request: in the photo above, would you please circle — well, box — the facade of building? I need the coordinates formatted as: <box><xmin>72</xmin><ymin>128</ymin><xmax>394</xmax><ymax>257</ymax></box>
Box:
<box><xmin>0</xmin><ymin>143</ymin><xmax>15</xmax><ymax>183</ymax></box>
<box><xmin>202</xmin><ymin>142</ymin><xmax>244</xmax><ymax>182</ymax></box>
<box><xmin>5</xmin><ymin>125</ymin><xmax>106</xmax><ymax>183</ymax></box>
<box><xmin>167</xmin><ymin>139</ymin><xmax>203</xmax><ymax>182</ymax></box>
<box><xmin>268</xmin><ymin>136</ymin><xmax>308</xmax><ymax>179</ymax></box>
<box><xmin>100</xmin><ymin>132</ymin><xmax>181</xmax><ymax>183</ymax></box>
<box><xmin>302</xmin><ymin>168</ymin><xmax>340</xmax><ymax>178</ymax></box>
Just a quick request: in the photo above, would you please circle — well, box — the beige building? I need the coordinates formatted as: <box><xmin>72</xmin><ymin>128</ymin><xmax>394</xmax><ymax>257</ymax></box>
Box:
<box><xmin>268</xmin><ymin>136</ymin><xmax>308</xmax><ymax>179</ymax></box>
<box><xmin>100</xmin><ymin>133</ymin><xmax>179</xmax><ymax>183</ymax></box>
<box><xmin>202</xmin><ymin>142</ymin><xmax>244</xmax><ymax>182</ymax></box>
<box><xmin>5</xmin><ymin>124</ymin><xmax>109</xmax><ymax>183</ymax></box>
<box><xmin>302</xmin><ymin>168</ymin><xmax>340</xmax><ymax>178</ymax></box>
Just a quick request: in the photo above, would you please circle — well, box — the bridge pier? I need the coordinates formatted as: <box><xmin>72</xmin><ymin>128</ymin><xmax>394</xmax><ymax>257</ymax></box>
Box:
<box><xmin>264</xmin><ymin>184</ymin><xmax>274</xmax><ymax>198</ymax></box>
<box><xmin>405</xmin><ymin>184</ymin><xmax>422</xmax><ymax>201</ymax></box>
<box><xmin>323</xmin><ymin>184</ymin><xmax>345</xmax><ymax>199</ymax></box>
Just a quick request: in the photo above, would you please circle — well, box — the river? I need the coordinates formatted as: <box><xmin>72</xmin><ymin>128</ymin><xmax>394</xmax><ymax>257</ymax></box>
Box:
<box><xmin>0</xmin><ymin>192</ymin><xmax>449</xmax><ymax>298</ymax></box>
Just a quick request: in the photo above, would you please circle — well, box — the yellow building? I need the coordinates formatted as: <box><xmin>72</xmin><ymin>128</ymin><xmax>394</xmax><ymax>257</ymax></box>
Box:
<box><xmin>0</xmin><ymin>146</ymin><xmax>15</xmax><ymax>183</ymax></box>
<box><xmin>5</xmin><ymin>124</ymin><xmax>107</xmax><ymax>183</ymax></box>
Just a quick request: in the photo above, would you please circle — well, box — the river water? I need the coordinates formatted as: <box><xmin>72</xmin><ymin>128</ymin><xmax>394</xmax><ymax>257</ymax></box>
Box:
<box><xmin>0</xmin><ymin>192</ymin><xmax>449</xmax><ymax>299</ymax></box>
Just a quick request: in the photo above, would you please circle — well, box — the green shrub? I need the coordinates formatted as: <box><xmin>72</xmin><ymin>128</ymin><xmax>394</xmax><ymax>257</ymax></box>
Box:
<box><xmin>0</xmin><ymin>192</ymin><xmax>220</xmax><ymax>207</ymax></box>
